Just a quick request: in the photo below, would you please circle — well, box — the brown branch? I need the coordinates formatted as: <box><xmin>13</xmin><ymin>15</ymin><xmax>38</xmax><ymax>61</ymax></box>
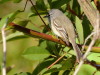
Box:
<box><xmin>9</xmin><ymin>23</ymin><xmax>66</xmax><ymax>45</ymax></box>
<box><xmin>8</xmin><ymin>23</ymin><xmax>100</xmax><ymax>52</ymax></box>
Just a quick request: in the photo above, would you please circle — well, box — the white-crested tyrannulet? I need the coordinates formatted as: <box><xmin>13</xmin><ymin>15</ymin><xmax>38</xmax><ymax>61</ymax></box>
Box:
<box><xmin>45</xmin><ymin>9</ymin><xmax>82</xmax><ymax>62</ymax></box>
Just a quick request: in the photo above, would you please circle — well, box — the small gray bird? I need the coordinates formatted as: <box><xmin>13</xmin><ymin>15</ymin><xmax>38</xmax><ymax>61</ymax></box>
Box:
<box><xmin>45</xmin><ymin>9</ymin><xmax>82</xmax><ymax>62</ymax></box>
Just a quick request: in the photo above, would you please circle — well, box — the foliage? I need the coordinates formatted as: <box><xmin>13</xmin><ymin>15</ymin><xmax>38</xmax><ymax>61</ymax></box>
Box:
<box><xmin>0</xmin><ymin>0</ymin><xmax>100</xmax><ymax>75</ymax></box>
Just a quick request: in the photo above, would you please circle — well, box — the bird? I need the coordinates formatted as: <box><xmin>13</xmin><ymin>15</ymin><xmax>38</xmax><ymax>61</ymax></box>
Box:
<box><xmin>45</xmin><ymin>9</ymin><xmax>82</xmax><ymax>62</ymax></box>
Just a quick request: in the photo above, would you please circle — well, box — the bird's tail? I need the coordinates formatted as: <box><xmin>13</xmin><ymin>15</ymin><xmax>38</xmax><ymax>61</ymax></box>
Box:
<box><xmin>72</xmin><ymin>43</ymin><xmax>83</xmax><ymax>62</ymax></box>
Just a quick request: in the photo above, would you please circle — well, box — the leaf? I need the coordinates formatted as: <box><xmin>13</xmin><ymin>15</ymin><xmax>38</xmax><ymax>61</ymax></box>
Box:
<box><xmin>78</xmin><ymin>64</ymin><xmax>96</xmax><ymax>75</ymax></box>
<box><xmin>0</xmin><ymin>10</ymin><xmax>21</xmax><ymax>29</ymax></box>
<box><xmin>60</xmin><ymin>56</ymin><xmax>75</xmax><ymax>70</ymax></box>
<box><xmin>82</xmin><ymin>16</ymin><xmax>91</xmax><ymax>39</ymax></box>
<box><xmin>36</xmin><ymin>0</ymin><xmax>47</xmax><ymax>10</ymax></box>
<box><xmin>87</xmin><ymin>52</ymin><xmax>100</xmax><ymax>62</ymax></box>
<box><xmin>32</xmin><ymin>58</ymin><xmax>55</xmax><ymax>75</ymax></box>
<box><xmin>46</xmin><ymin>41</ymin><xmax>59</xmax><ymax>55</ymax></box>
<box><xmin>39</xmin><ymin>40</ymin><xmax>47</xmax><ymax>48</ymax></box>
<box><xmin>0</xmin><ymin>16</ymin><xmax>8</xmax><ymax>29</ymax></box>
<box><xmin>23</xmin><ymin>46</ymin><xmax>50</xmax><ymax>60</ymax></box>
<box><xmin>31</xmin><ymin>7</ymin><xmax>47</xmax><ymax>15</ymax></box>
<box><xmin>31</xmin><ymin>0</ymin><xmax>47</xmax><ymax>15</ymax></box>
<box><xmin>0</xmin><ymin>31</ymin><xmax>29</xmax><ymax>43</ymax></box>
<box><xmin>7</xmin><ymin>10</ymin><xmax>22</xmax><ymax>24</ymax></box>
<box><xmin>43</xmin><ymin>64</ymin><xmax>62</xmax><ymax>74</ymax></box>
<box><xmin>17</xmin><ymin>20</ymin><xmax>29</xmax><ymax>27</ymax></box>
<box><xmin>50</xmin><ymin>0</ymin><xmax>71</xmax><ymax>9</ymax></box>
<box><xmin>13</xmin><ymin>0</ymin><xmax>22</xmax><ymax>3</ymax></box>
<box><xmin>15</xmin><ymin>72</ymin><xmax>31</xmax><ymax>75</ymax></box>
<box><xmin>75</xmin><ymin>16</ymin><xmax>84</xmax><ymax>44</ymax></box>
<box><xmin>72</xmin><ymin>0</ymin><xmax>81</xmax><ymax>15</ymax></box>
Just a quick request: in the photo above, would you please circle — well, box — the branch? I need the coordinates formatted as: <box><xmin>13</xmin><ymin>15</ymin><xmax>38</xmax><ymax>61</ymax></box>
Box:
<box><xmin>8</xmin><ymin>23</ymin><xmax>100</xmax><ymax>52</ymax></box>
<box><xmin>78</xmin><ymin>0</ymin><xmax>100</xmax><ymax>28</ymax></box>
<box><xmin>1</xmin><ymin>18</ymin><xmax>8</xmax><ymax>75</ymax></box>
<box><xmin>9</xmin><ymin>23</ymin><xmax>66</xmax><ymax>45</ymax></box>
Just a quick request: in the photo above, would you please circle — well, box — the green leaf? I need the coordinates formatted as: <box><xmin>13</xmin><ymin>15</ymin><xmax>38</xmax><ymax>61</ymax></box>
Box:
<box><xmin>28</xmin><ymin>15</ymin><xmax>44</xmax><ymax>32</ymax></box>
<box><xmin>43</xmin><ymin>64</ymin><xmax>62</xmax><ymax>74</ymax></box>
<box><xmin>46</xmin><ymin>41</ymin><xmax>59</xmax><ymax>55</ymax></box>
<box><xmin>87</xmin><ymin>52</ymin><xmax>100</xmax><ymax>62</ymax></box>
<box><xmin>0</xmin><ymin>16</ymin><xmax>8</xmax><ymax>29</ymax></box>
<box><xmin>82</xmin><ymin>16</ymin><xmax>91</xmax><ymax>39</ymax></box>
<box><xmin>31</xmin><ymin>0</ymin><xmax>47</xmax><ymax>15</ymax></box>
<box><xmin>32</xmin><ymin>58</ymin><xmax>55</xmax><ymax>75</ymax></box>
<box><xmin>13</xmin><ymin>0</ymin><xmax>22</xmax><ymax>3</ymax></box>
<box><xmin>39</xmin><ymin>40</ymin><xmax>47</xmax><ymax>48</ymax></box>
<box><xmin>23</xmin><ymin>46</ymin><xmax>50</xmax><ymax>60</ymax></box>
<box><xmin>31</xmin><ymin>7</ymin><xmax>47</xmax><ymax>15</ymax></box>
<box><xmin>72</xmin><ymin>0</ymin><xmax>81</xmax><ymax>16</ymax></box>
<box><xmin>16</xmin><ymin>20</ymin><xmax>29</xmax><ymax>27</ymax></box>
<box><xmin>78</xmin><ymin>64</ymin><xmax>96</xmax><ymax>75</ymax></box>
<box><xmin>75</xmin><ymin>16</ymin><xmax>84</xmax><ymax>44</ymax></box>
<box><xmin>0</xmin><ymin>15</ymin><xmax>11</xmax><ymax>29</ymax></box>
<box><xmin>36</xmin><ymin>0</ymin><xmax>47</xmax><ymax>10</ymax></box>
<box><xmin>0</xmin><ymin>31</ymin><xmax>29</xmax><ymax>43</ymax></box>
<box><xmin>0</xmin><ymin>10</ymin><xmax>21</xmax><ymax>29</ymax></box>
<box><xmin>60</xmin><ymin>56</ymin><xmax>75</xmax><ymax>70</ymax></box>
<box><xmin>15</xmin><ymin>72</ymin><xmax>31</xmax><ymax>75</ymax></box>
<box><xmin>50</xmin><ymin>0</ymin><xmax>71</xmax><ymax>9</ymax></box>
<box><xmin>7</xmin><ymin>10</ymin><xmax>22</xmax><ymax>24</ymax></box>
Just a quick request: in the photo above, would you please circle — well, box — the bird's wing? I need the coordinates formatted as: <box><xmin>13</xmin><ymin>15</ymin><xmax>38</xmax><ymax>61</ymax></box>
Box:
<box><xmin>53</xmin><ymin>17</ymin><xmax>69</xmax><ymax>45</ymax></box>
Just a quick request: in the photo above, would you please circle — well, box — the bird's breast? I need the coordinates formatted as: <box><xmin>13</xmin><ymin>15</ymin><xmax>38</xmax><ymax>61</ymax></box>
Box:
<box><xmin>51</xmin><ymin>22</ymin><xmax>62</xmax><ymax>37</ymax></box>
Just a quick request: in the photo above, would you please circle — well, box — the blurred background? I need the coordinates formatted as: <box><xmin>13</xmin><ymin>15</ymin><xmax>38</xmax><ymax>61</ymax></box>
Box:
<box><xmin>0</xmin><ymin>0</ymin><xmax>42</xmax><ymax>74</ymax></box>
<box><xmin>0</xmin><ymin>0</ymin><xmax>100</xmax><ymax>75</ymax></box>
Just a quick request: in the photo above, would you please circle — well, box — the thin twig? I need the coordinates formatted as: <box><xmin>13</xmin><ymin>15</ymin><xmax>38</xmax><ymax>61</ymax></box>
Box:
<box><xmin>29</xmin><ymin>0</ymin><xmax>47</xmax><ymax>27</ymax></box>
<box><xmin>74</xmin><ymin>39</ymin><xmax>96</xmax><ymax>75</ymax></box>
<box><xmin>1</xmin><ymin>18</ymin><xmax>8</xmax><ymax>75</ymax></box>
<box><xmin>74</xmin><ymin>10</ymin><xmax>100</xmax><ymax>75</ymax></box>
<box><xmin>23</xmin><ymin>0</ymin><xmax>29</xmax><ymax>11</ymax></box>
<box><xmin>81</xmin><ymin>31</ymin><xmax>100</xmax><ymax>51</ymax></box>
<box><xmin>47</xmin><ymin>53</ymin><xmax>66</xmax><ymax>69</ymax></box>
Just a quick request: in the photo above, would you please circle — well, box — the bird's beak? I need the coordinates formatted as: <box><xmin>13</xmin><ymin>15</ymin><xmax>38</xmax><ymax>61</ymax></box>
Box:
<box><xmin>43</xmin><ymin>14</ymin><xmax>50</xmax><ymax>18</ymax></box>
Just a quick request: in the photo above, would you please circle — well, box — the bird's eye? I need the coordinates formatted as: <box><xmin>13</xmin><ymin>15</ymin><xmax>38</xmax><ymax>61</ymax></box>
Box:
<box><xmin>44</xmin><ymin>14</ymin><xmax>50</xmax><ymax>18</ymax></box>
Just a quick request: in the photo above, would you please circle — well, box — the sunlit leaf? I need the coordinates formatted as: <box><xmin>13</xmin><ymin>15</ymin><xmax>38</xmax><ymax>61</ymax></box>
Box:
<box><xmin>0</xmin><ymin>10</ymin><xmax>21</xmax><ymax>29</ymax></box>
<box><xmin>7</xmin><ymin>10</ymin><xmax>22</xmax><ymax>24</ymax></box>
<box><xmin>78</xmin><ymin>64</ymin><xmax>96</xmax><ymax>75</ymax></box>
<box><xmin>87</xmin><ymin>52</ymin><xmax>100</xmax><ymax>62</ymax></box>
<box><xmin>23</xmin><ymin>46</ymin><xmax>51</xmax><ymax>60</ymax></box>
<box><xmin>0</xmin><ymin>31</ymin><xmax>29</xmax><ymax>43</ymax></box>
<box><xmin>75</xmin><ymin>16</ymin><xmax>84</xmax><ymax>44</ymax></box>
